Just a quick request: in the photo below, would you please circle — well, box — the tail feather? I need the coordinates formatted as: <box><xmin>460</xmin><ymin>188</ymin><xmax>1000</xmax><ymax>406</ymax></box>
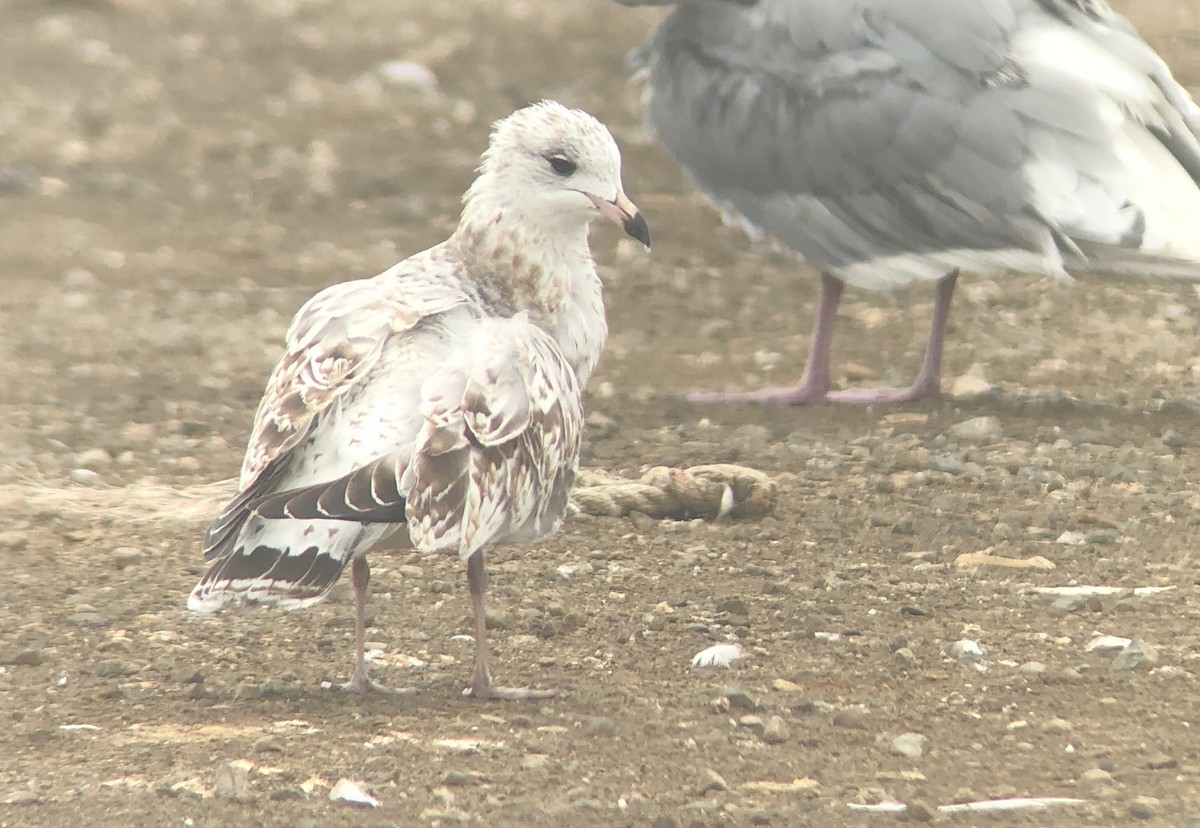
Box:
<box><xmin>188</xmin><ymin>518</ymin><xmax>369</xmax><ymax>612</ymax></box>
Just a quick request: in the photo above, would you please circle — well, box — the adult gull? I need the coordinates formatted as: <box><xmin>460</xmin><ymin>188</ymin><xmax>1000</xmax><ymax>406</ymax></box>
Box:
<box><xmin>188</xmin><ymin>100</ymin><xmax>650</xmax><ymax>699</ymax></box>
<box><xmin>625</xmin><ymin>0</ymin><xmax>1200</xmax><ymax>404</ymax></box>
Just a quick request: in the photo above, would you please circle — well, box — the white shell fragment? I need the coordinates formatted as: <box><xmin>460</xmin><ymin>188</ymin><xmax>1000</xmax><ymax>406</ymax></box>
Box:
<box><xmin>329</xmin><ymin>778</ymin><xmax>379</xmax><ymax>808</ymax></box>
<box><xmin>848</xmin><ymin>797</ymin><xmax>1086</xmax><ymax>814</ymax></box>
<box><xmin>691</xmin><ymin>643</ymin><xmax>745</xmax><ymax>668</ymax></box>
<box><xmin>1086</xmin><ymin>634</ymin><xmax>1133</xmax><ymax>652</ymax></box>
<box><xmin>1031</xmin><ymin>585</ymin><xmax>1176</xmax><ymax>598</ymax></box>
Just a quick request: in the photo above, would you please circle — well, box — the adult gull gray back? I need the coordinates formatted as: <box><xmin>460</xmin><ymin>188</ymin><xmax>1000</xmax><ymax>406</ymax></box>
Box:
<box><xmin>627</xmin><ymin>0</ymin><xmax>1200</xmax><ymax>404</ymax></box>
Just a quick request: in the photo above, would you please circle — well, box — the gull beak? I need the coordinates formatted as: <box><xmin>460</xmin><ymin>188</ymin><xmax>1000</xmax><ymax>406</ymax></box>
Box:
<box><xmin>589</xmin><ymin>190</ymin><xmax>651</xmax><ymax>249</ymax></box>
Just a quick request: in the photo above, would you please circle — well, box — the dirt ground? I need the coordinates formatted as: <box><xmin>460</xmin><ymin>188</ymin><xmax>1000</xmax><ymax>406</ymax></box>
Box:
<box><xmin>5</xmin><ymin>0</ymin><xmax>1200</xmax><ymax>825</ymax></box>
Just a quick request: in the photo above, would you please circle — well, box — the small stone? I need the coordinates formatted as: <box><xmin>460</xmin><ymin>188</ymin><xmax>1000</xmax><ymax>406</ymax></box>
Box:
<box><xmin>1144</xmin><ymin>752</ymin><xmax>1177</xmax><ymax>770</ymax></box>
<box><xmin>720</xmin><ymin>685</ymin><xmax>758</xmax><ymax>711</ymax></box>
<box><xmin>1113</xmin><ymin>640</ymin><xmax>1159</xmax><ymax>671</ymax></box>
<box><xmin>586</xmin><ymin>717</ymin><xmax>616</xmax><ymax>736</ymax></box>
<box><xmin>8</xmin><ymin>649</ymin><xmax>46</xmax><ymax>666</ymax></box>
<box><xmin>254</xmin><ymin>736</ymin><xmax>284</xmax><ymax>753</ymax></box>
<box><xmin>94</xmin><ymin>659</ymin><xmax>136</xmax><ymax>678</ymax></box>
<box><xmin>0</xmin><ymin>531</ymin><xmax>29</xmax><ymax>552</ymax></box>
<box><xmin>651</xmin><ymin>816</ymin><xmax>680</xmax><ymax>828</ymax></box>
<box><xmin>1129</xmin><ymin>795</ymin><xmax>1160</xmax><ymax>819</ymax></box>
<box><xmin>111</xmin><ymin>547</ymin><xmax>144</xmax><ymax>569</ymax></box>
<box><xmin>832</xmin><ymin>709</ymin><xmax>870</xmax><ymax>730</ymax></box>
<box><xmin>521</xmin><ymin>754</ymin><xmax>550</xmax><ymax>770</ymax></box>
<box><xmin>213</xmin><ymin>760</ymin><xmax>252</xmax><ymax>801</ymax></box>
<box><xmin>905</xmin><ymin>800</ymin><xmax>938</xmax><ymax>822</ymax></box>
<box><xmin>771</xmin><ymin>678</ymin><xmax>802</xmax><ymax>692</ymax></box>
<box><xmin>441</xmin><ymin>771</ymin><xmax>477</xmax><ymax>787</ymax></box>
<box><xmin>68</xmin><ymin>612</ymin><xmax>109</xmax><ymax>627</ymax></box>
<box><xmin>947</xmin><ymin>416</ymin><xmax>1002</xmax><ymax>442</ymax></box>
<box><xmin>1042</xmin><ymin>718</ymin><xmax>1072</xmax><ymax>732</ymax></box>
<box><xmin>697</xmin><ymin>769</ymin><xmax>727</xmax><ymax>795</ymax></box>
<box><xmin>761</xmin><ymin>716</ymin><xmax>789</xmax><ymax>744</ymax></box>
<box><xmin>1018</xmin><ymin>661</ymin><xmax>1046</xmax><ymax>676</ymax></box>
<box><xmin>890</xmin><ymin>732</ymin><xmax>928</xmax><ymax>759</ymax></box>
<box><xmin>3</xmin><ymin>790</ymin><xmax>41</xmax><ymax>805</ymax></box>
<box><xmin>1080</xmin><ymin>767</ymin><xmax>1113</xmax><ymax>786</ymax></box>
<box><xmin>269</xmin><ymin>787</ymin><xmax>304</xmax><ymax>801</ymax></box>
<box><xmin>739</xmin><ymin>714</ymin><xmax>765</xmax><ymax>733</ymax></box>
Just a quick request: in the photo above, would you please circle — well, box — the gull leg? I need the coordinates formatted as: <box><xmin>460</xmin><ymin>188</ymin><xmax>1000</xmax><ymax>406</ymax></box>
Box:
<box><xmin>826</xmin><ymin>270</ymin><xmax>958</xmax><ymax>404</ymax></box>
<box><xmin>463</xmin><ymin>550</ymin><xmax>556</xmax><ymax>701</ymax></box>
<box><xmin>340</xmin><ymin>556</ymin><xmax>416</xmax><ymax>695</ymax></box>
<box><xmin>688</xmin><ymin>272</ymin><xmax>844</xmax><ymax>405</ymax></box>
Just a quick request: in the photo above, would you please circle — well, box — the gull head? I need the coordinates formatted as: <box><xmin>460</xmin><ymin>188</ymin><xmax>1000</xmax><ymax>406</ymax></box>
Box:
<box><xmin>465</xmin><ymin>100</ymin><xmax>650</xmax><ymax>248</ymax></box>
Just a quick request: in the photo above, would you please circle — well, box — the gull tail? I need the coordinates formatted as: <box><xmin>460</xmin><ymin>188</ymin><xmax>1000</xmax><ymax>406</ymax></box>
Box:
<box><xmin>188</xmin><ymin>513</ymin><xmax>372</xmax><ymax>613</ymax></box>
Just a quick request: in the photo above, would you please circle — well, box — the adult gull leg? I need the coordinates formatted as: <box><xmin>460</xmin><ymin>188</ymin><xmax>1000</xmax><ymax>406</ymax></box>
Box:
<box><xmin>827</xmin><ymin>270</ymin><xmax>958</xmax><ymax>404</ymax></box>
<box><xmin>341</xmin><ymin>557</ymin><xmax>416</xmax><ymax>695</ymax></box>
<box><xmin>463</xmin><ymin>550</ymin><xmax>557</xmax><ymax>700</ymax></box>
<box><xmin>689</xmin><ymin>271</ymin><xmax>958</xmax><ymax>405</ymax></box>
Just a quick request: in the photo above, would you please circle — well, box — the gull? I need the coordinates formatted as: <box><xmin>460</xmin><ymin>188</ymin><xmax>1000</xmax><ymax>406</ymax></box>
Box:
<box><xmin>188</xmin><ymin>100</ymin><xmax>650</xmax><ymax>699</ymax></box>
<box><xmin>625</xmin><ymin>0</ymin><xmax>1200</xmax><ymax>404</ymax></box>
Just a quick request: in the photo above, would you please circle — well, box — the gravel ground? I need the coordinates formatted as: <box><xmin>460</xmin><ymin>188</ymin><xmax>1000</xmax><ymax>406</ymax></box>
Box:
<box><xmin>3</xmin><ymin>1</ymin><xmax>1200</xmax><ymax>825</ymax></box>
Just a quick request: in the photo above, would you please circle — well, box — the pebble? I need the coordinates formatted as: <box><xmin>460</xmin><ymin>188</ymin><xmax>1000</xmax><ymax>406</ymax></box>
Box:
<box><xmin>697</xmin><ymin>769</ymin><xmax>728</xmax><ymax>795</ymax></box>
<box><xmin>69</xmin><ymin>468</ymin><xmax>100</xmax><ymax>485</ymax></box>
<box><xmin>1113</xmin><ymin>640</ymin><xmax>1159</xmax><ymax>671</ymax></box>
<box><xmin>8</xmin><ymin>649</ymin><xmax>46</xmax><ymax>666</ymax></box>
<box><xmin>94</xmin><ymin>659</ymin><xmax>135</xmax><ymax>678</ymax></box>
<box><xmin>720</xmin><ymin>685</ymin><xmax>758</xmax><ymax>711</ymax></box>
<box><xmin>0</xmin><ymin>531</ymin><xmax>29</xmax><ymax>552</ymax></box>
<box><xmin>947</xmin><ymin>416</ymin><xmax>1002</xmax><ymax>442</ymax></box>
<box><xmin>1129</xmin><ymin>795</ymin><xmax>1160</xmax><ymax>819</ymax></box>
<box><xmin>2</xmin><ymin>790</ymin><xmax>41</xmax><ymax>805</ymax></box>
<box><xmin>1042</xmin><ymin>718</ymin><xmax>1072</xmax><ymax>733</ymax></box>
<box><xmin>832</xmin><ymin>709</ymin><xmax>870</xmax><ymax>730</ymax></box>
<box><xmin>732</xmin><ymin>715</ymin><xmax>760</xmax><ymax>735</ymax></box>
<box><xmin>521</xmin><ymin>754</ymin><xmax>550</xmax><ymax>770</ymax></box>
<box><xmin>771</xmin><ymin>678</ymin><xmax>802</xmax><ymax>692</ymax></box>
<box><xmin>761</xmin><ymin>716</ymin><xmax>789</xmax><ymax>744</ymax></box>
<box><xmin>111</xmin><ymin>546</ymin><xmax>144</xmax><ymax>569</ymax></box>
<box><xmin>890</xmin><ymin>732</ymin><xmax>928</xmax><ymax>759</ymax></box>
<box><xmin>586</xmin><ymin>716</ymin><xmax>616</xmax><ymax>736</ymax></box>
<box><xmin>1018</xmin><ymin>661</ymin><xmax>1046</xmax><ymax>676</ymax></box>
<box><xmin>945</xmin><ymin>639</ymin><xmax>984</xmax><ymax>667</ymax></box>
<box><xmin>213</xmin><ymin>760</ymin><xmax>252</xmax><ymax>802</ymax></box>
<box><xmin>905</xmin><ymin>800</ymin><xmax>938</xmax><ymax>822</ymax></box>
<box><xmin>1080</xmin><ymin>767</ymin><xmax>1113</xmax><ymax>786</ymax></box>
<box><xmin>441</xmin><ymin>771</ymin><xmax>477</xmax><ymax>787</ymax></box>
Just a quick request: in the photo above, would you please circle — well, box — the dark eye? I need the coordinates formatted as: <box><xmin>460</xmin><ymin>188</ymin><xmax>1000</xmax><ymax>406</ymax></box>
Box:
<box><xmin>547</xmin><ymin>154</ymin><xmax>577</xmax><ymax>176</ymax></box>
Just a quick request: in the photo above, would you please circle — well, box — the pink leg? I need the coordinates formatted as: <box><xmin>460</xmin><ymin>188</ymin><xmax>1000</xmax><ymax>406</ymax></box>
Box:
<box><xmin>462</xmin><ymin>551</ymin><xmax>556</xmax><ymax>701</ymax></box>
<box><xmin>341</xmin><ymin>557</ymin><xmax>416</xmax><ymax>695</ymax></box>
<box><xmin>689</xmin><ymin>271</ymin><xmax>958</xmax><ymax>406</ymax></box>
<box><xmin>688</xmin><ymin>272</ymin><xmax>844</xmax><ymax>405</ymax></box>
<box><xmin>826</xmin><ymin>270</ymin><xmax>957</xmax><ymax>404</ymax></box>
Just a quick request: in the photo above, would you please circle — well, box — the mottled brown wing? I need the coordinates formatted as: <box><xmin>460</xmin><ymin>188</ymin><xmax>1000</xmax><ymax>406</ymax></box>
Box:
<box><xmin>201</xmin><ymin>265</ymin><xmax>467</xmax><ymax>561</ymax></box>
<box><xmin>403</xmin><ymin>313</ymin><xmax>584</xmax><ymax>558</ymax></box>
<box><xmin>238</xmin><ymin>272</ymin><xmax>468</xmax><ymax>487</ymax></box>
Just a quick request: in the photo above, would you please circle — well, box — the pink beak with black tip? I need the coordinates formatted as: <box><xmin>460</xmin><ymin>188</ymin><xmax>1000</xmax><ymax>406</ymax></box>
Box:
<box><xmin>587</xmin><ymin>190</ymin><xmax>651</xmax><ymax>249</ymax></box>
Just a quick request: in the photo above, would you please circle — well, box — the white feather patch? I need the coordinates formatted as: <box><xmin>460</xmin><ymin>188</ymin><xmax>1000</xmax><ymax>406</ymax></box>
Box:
<box><xmin>691</xmin><ymin>643</ymin><xmax>745</xmax><ymax>668</ymax></box>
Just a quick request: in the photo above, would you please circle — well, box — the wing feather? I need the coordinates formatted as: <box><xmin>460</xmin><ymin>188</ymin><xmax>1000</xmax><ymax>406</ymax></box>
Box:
<box><xmin>242</xmin><ymin>312</ymin><xmax>583</xmax><ymax>558</ymax></box>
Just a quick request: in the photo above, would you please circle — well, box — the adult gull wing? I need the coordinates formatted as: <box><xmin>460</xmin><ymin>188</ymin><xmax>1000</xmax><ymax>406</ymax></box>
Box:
<box><xmin>631</xmin><ymin>0</ymin><xmax>1200</xmax><ymax>404</ymax></box>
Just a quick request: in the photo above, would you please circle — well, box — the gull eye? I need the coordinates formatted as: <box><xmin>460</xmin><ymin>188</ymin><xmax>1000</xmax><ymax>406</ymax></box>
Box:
<box><xmin>546</xmin><ymin>154</ymin><xmax>577</xmax><ymax>176</ymax></box>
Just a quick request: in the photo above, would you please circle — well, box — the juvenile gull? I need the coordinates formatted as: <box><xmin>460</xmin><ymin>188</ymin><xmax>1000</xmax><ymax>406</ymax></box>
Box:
<box><xmin>189</xmin><ymin>100</ymin><xmax>649</xmax><ymax>699</ymax></box>
<box><xmin>626</xmin><ymin>0</ymin><xmax>1200</xmax><ymax>404</ymax></box>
